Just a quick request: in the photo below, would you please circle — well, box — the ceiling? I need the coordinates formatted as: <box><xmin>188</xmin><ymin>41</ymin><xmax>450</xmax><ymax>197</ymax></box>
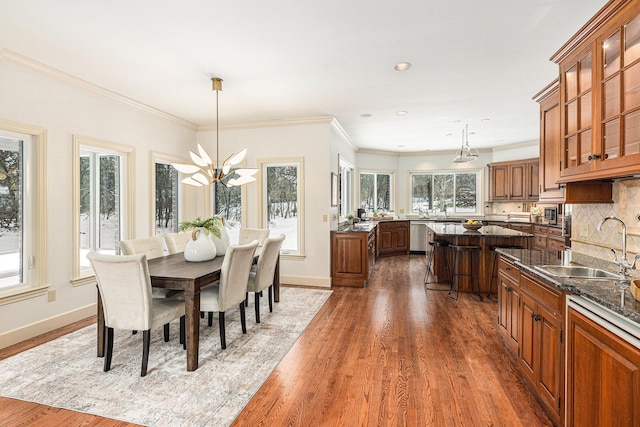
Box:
<box><xmin>0</xmin><ymin>0</ymin><xmax>607</xmax><ymax>153</ymax></box>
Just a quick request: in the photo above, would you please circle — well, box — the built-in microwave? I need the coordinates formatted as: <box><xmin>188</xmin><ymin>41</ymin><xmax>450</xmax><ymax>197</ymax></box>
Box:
<box><xmin>544</xmin><ymin>207</ymin><xmax>558</xmax><ymax>225</ymax></box>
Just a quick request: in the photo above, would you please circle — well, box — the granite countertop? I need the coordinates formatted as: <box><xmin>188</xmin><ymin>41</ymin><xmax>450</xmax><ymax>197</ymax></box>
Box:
<box><xmin>331</xmin><ymin>222</ymin><xmax>377</xmax><ymax>234</ymax></box>
<box><xmin>496</xmin><ymin>248</ymin><xmax>640</xmax><ymax>325</ymax></box>
<box><xmin>426</xmin><ymin>223</ymin><xmax>533</xmax><ymax>237</ymax></box>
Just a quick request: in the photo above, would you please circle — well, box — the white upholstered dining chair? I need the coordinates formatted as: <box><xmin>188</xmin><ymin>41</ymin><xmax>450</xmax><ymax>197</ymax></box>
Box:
<box><xmin>163</xmin><ymin>231</ymin><xmax>192</xmax><ymax>255</ymax></box>
<box><xmin>238</xmin><ymin>228</ymin><xmax>269</xmax><ymax>246</ymax></box>
<box><xmin>200</xmin><ymin>240</ymin><xmax>258</xmax><ymax>349</ymax></box>
<box><xmin>88</xmin><ymin>252</ymin><xmax>185</xmax><ymax>377</ymax></box>
<box><xmin>246</xmin><ymin>234</ymin><xmax>285</xmax><ymax>323</ymax></box>
<box><xmin>119</xmin><ymin>235</ymin><xmax>175</xmax><ymax>300</ymax></box>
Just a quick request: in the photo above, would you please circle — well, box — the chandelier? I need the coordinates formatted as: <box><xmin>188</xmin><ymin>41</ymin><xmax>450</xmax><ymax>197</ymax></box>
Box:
<box><xmin>172</xmin><ymin>78</ymin><xmax>258</xmax><ymax>187</ymax></box>
<box><xmin>452</xmin><ymin>124</ymin><xmax>479</xmax><ymax>163</ymax></box>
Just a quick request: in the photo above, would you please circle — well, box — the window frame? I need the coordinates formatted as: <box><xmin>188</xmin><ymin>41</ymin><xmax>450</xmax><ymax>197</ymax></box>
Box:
<box><xmin>150</xmin><ymin>151</ymin><xmax>186</xmax><ymax>236</ymax></box>
<box><xmin>0</xmin><ymin>119</ymin><xmax>48</xmax><ymax>305</ymax></box>
<box><xmin>338</xmin><ymin>156</ymin><xmax>354</xmax><ymax>219</ymax></box>
<box><xmin>408</xmin><ymin>169</ymin><xmax>483</xmax><ymax>215</ymax></box>
<box><xmin>358</xmin><ymin>169</ymin><xmax>395</xmax><ymax>213</ymax></box>
<box><xmin>257</xmin><ymin>157</ymin><xmax>305</xmax><ymax>259</ymax></box>
<box><xmin>71</xmin><ymin>135</ymin><xmax>135</xmax><ymax>285</ymax></box>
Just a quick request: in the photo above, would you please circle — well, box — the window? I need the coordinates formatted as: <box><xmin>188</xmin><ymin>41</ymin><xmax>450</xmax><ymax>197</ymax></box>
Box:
<box><xmin>213</xmin><ymin>175</ymin><xmax>242</xmax><ymax>244</ymax></box>
<box><xmin>359</xmin><ymin>171</ymin><xmax>393</xmax><ymax>212</ymax></box>
<box><xmin>0</xmin><ymin>119</ymin><xmax>47</xmax><ymax>301</ymax></box>
<box><xmin>410</xmin><ymin>170</ymin><xmax>480</xmax><ymax>215</ymax></box>
<box><xmin>73</xmin><ymin>136</ymin><xmax>134</xmax><ymax>283</ymax></box>
<box><xmin>339</xmin><ymin>157</ymin><xmax>354</xmax><ymax>218</ymax></box>
<box><xmin>259</xmin><ymin>158</ymin><xmax>304</xmax><ymax>256</ymax></box>
<box><xmin>154</xmin><ymin>160</ymin><xmax>180</xmax><ymax>235</ymax></box>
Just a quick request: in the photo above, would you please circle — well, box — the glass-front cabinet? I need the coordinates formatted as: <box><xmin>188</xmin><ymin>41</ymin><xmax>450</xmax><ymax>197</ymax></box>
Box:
<box><xmin>555</xmin><ymin>1</ymin><xmax>640</xmax><ymax>181</ymax></box>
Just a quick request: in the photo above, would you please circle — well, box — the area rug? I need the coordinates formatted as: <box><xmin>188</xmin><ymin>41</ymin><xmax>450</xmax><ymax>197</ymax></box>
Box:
<box><xmin>0</xmin><ymin>287</ymin><xmax>331</xmax><ymax>426</ymax></box>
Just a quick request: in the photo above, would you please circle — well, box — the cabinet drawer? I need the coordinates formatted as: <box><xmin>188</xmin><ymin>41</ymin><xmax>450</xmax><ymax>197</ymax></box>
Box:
<box><xmin>547</xmin><ymin>237</ymin><xmax>566</xmax><ymax>251</ymax></box>
<box><xmin>533</xmin><ymin>225</ymin><xmax>548</xmax><ymax>235</ymax></box>
<box><xmin>547</xmin><ymin>227</ymin><xmax>562</xmax><ymax>237</ymax></box>
<box><xmin>520</xmin><ymin>272</ymin><xmax>562</xmax><ymax>314</ymax></box>
<box><xmin>534</xmin><ymin>234</ymin><xmax>548</xmax><ymax>249</ymax></box>
<box><xmin>498</xmin><ymin>257</ymin><xmax>520</xmax><ymax>283</ymax></box>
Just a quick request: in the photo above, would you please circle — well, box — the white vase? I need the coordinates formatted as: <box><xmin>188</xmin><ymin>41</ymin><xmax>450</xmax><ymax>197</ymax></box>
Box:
<box><xmin>184</xmin><ymin>228</ymin><xmax>217</xmax><ymax>262</ymax></box>
<box><xmin>209</xmin><ymin>226</ymin><xmax>230</xmax><ymax>255</ymax></box>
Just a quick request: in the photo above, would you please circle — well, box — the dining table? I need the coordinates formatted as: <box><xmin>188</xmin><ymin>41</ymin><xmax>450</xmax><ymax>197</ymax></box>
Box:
<box><xmin>95</xmin><ymin>248</ymin><xmax>280</xmax><ymax>371</ymax></box>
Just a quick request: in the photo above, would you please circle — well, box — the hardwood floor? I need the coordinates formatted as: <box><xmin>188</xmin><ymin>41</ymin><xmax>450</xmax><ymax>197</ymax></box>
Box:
<box><xmin>0</xmin><ymin>255</ymin><xmax>553</xmax><ymax>426</ymax></box>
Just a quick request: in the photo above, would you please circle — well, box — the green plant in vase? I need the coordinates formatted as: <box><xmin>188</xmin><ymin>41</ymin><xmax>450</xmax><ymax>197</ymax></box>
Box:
<box><xmin>179</xmin><ymin>216</ymin><xmax>222</xmax><ymax>239</ymax></box>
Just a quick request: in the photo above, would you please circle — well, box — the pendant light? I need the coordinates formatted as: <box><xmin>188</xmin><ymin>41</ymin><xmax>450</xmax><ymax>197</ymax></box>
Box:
<box><xmin>172</xmin><ymin>78</ymin><xmax>258</xmax><ymax>187</ymax></box>
<box><xmin>452</xmin><ymin>124</ymin><xmax>479</xmax><ymax>163</ymax></box>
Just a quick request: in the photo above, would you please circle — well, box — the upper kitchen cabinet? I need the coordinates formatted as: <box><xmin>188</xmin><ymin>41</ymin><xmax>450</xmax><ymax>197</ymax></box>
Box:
<box><xmin>552</xmin><ymin>0</ymin><xmax>640</xmax><ymax>182</ymax></box>
<box><xmin>488</xmin><ymin>158</ymin><xmax>539</xmax><ymax>202</ymax></box>
<box><xmin>534</xmin><ymin>80</ymin><xmax>613</xmax><ymax>203</ymax></box>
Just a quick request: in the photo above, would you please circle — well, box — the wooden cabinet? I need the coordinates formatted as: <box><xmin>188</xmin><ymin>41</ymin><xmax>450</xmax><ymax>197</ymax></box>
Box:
<box><xmin>551</xmin><ymin>0</ymin><xmax>640</xmax><ymax>183</ymax></box>
<box><xmin>534</xmin><ymin>79</ymin><xmax>613</xmax><ymax>203</ymax></box>
<box><xmin>519</xmin><ymin>273</ymin><xmax>563</xmax><ymax>424</ymax></box>
<box><xmin>497</xmin><ymin>256</ymin><xmax>520</xmax><ymax>356</ymax></box>
<box><xmin>376</xmin><ymin>220</ymin><xmax>409</xmax><ymax>257</ymax></box>
<box><xmin>566</xmin><ymin>304</ymin><xmax>640</xmax><ymax>427</ymax></box>
<box><xmin>533</xmin><ymin>224</ymin><xmax>568</xmax><ymax>251</ymax></box>
<box><xmin>331</xmin><ymin>229</ymin><xmax>376</xmax><ymax>287</ymax></box>
<box><xmin>488</xmin><ymin>158</ymin><xmax>539</xmax><ymax>202</ymax></box>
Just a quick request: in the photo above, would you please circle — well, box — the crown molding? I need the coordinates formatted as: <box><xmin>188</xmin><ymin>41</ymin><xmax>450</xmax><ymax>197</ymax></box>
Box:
<box><xmin>197</xmin><ymin>115</ymin><xmax>335</xmax><ymax>131</ymax></box>
<box><xmin>329</xmin><ymin>117</ymin><xmax>358</xmax><ymax>151</ymax></box>
<box><xmin>0</xmin><ymin>49</ymin><xmax>198</xmax><ymax>130</ymax></box>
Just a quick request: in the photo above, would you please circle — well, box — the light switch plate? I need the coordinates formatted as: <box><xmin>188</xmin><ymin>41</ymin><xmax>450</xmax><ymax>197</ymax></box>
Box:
<box><xmin>579</xmin><ymin>223</ymin><xmax>589</xmax><ymax>237</ymax></box>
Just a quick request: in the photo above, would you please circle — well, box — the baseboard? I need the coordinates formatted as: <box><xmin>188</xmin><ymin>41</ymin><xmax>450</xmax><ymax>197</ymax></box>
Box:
<box><xmin>281</xmin><ymin>275</ymin><xmax>331</xmax><ymax>288</ymax></box>
<box><xmin>0</xmin><ymin>303</ymin><xmax>96</xmax><ymax>349</ymax></box>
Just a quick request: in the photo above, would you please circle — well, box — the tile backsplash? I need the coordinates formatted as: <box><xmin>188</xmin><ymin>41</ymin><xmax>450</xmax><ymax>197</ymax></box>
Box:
<box><xmin>571</xmin><ymin>178</ymin><xmax>640</xmax><ymax>263</ymax></box>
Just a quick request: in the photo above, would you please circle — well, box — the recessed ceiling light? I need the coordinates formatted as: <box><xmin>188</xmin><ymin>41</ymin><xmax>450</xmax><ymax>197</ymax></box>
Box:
<box><xmin>396</xmin><ymin>111</ymin><xmax>408</xmax><ymax>115</ymax></box>
<box><xmin>361</xmin><ymin>113</ymin><xmax>372</xmax><ymax>118</ymax></box>
<box><xmin>397</xmin><ymin>144</ymin><xmax>405</xmax><ymax>148</ymax></box>
<box><xmin>481</xmin><ymin>118</ymin><xmax>490</xmax><ymax>122</ymax></box>
<box><xmin>394</xmin><ymin>62</ymin><xmax>412</xmax><ymax>71</ymax></box>
<box><xmin>445</xmin><ymin>133</ymin><xmax>454</xmax><ymax>137</ymax></box>
<box><xmin>452</xmin><ymin>120</ymin><xmax>462</xmax><ymax>123</ymax></box>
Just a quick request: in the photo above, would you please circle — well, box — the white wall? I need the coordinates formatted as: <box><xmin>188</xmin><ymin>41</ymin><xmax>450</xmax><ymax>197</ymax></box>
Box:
<box><xmin>0</xmin><ymin>60</ymin><xmax>196</xmax><ymax>346</ymax></box>
<box><xmin>197</xmin><ymin>118</ymin><xmax>335</xmax><ymax>287</ymax></box>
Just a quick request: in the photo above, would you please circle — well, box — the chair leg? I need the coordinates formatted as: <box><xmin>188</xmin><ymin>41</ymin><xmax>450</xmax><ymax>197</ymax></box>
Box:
<box><xmin>141</xmin><ymin>330</ymin><xmax>150</xmax><ymax>377</ymax></box>
<box><xmin>200</xmin><ymin>311</ymin><xmax>204</xmax><ymax>319</ymax></box>
<box><xmin>163</xmin><ymin>323</ymin><xmax>170</xmax><ymax>342</ymax></box>
<box><xmin>132</xmin><ymin>330</ymin><xmax>137</xmax><ymax>335</ymax></box>
<box><xmin>487</xmin><ymin>250</ymin><xmax>499</xmax><ymax>303</ymax></box>
<box><xmin>208</xmin><ymin>311</ymin><xmax>214</xmax><ymax>327</ymax></box>
<box><xmin>104</xmin><ymin>327</ymin><xmax>114</xmax><ymax>372</ymax></box>
<box><xmin>240</xmin><ymin>302</ymin><xmax>247</xmax><ymax>334</ymax></box>
<box><xmin>448</xmin><ymin>251</ymin><xmax>459</xmax><ymax>301</ymax></box>
<box><xmin>473</xmin><ymin>250</ymin><xmax>483</xmax><ymax>302</ymax></box>
<box><xmin>219</xmin><ymin>312</ymin><xmax>226</xmax><ymax>349</ymax></box>
<box><xmin>268</xmin><ymin>286</ymin><xmax>273</xmax><ymax>312</ymax></box>
<box><xmin>245</xmin><ymin>292</ymin><xmax>249</xmax><ymax>307</ymax></box>
<box><xmin>254</xmin><ymin>292</ymin><xmax>261</xmax><ymax>323</ymax></box>
<box><xmin>180</xmin><ymin>316</ymin><xmax>186</xmax><ymax>350</ymax></box>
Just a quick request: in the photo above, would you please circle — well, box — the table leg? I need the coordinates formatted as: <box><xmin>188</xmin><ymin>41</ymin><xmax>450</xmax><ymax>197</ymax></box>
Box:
<box><xmin>273</xmin><ymin>256</ymin><xmax>280</xmax><ymax>303</ymax></box>
<box><xmin>96</xmin><ymin>286</ymin><xmax>104</xmax><ymax>357</ymax></box>
<box><xmin>184</xmin><ymin>284</ymin><xmax>200</xmax><ymax>371</ymax></box>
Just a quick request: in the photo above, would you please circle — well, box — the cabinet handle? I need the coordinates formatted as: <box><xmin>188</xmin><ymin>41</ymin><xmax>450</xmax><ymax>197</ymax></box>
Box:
<box><xmin>506</xmin><ymin>287</ymin><xmax>512</xmax><ymax>292</ymax></box>
<box><xmin>587</xmin><ymin>154</ymin><xmax>601</xmax><ymax>161</ymax></box>
<box><xmin>531</xmin><ymin>313</ymin><xmax>542</xmax><ymax>321</ymax></box>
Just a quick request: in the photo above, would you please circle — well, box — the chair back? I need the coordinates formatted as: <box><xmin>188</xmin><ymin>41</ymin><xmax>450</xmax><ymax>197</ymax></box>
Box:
<box><xmin>238</xmin><ymin>228</ymin><xmax>269</xmax><ymax>245</ymax></box>
<box><xmin>217</xmin><ymin>240</ymin><xmax>258</xmax><ymax>311</ymax></box>
<box><xmin>88</xmin><ymin>252</ymin><xmax>153</xmax><ymax>331</ymax></box>
<box><xmin>253</xmin><ymin>234</ymin><xmax>285</xmax><ymax>292</ymax></box>
<box><xmin>120</xmin><ymin>236</ymin><xmax>164</xmax><ymax>259</ymax></box>
<box><xmin>164</xmin><ymin>232</ymin><xmax>192</xmax><ymax>254</ymax></box>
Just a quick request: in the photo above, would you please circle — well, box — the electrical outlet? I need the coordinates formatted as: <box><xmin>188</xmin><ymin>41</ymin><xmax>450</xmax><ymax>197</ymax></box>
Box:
<box><xmin>322</xmin><ymin>214</ymin><xmax>328</xmax><ymax>222</ymax></box>
<box><xmin>47</xmin><ymin>289</ymin><xmax>56</xmax><ymax>302</ymax></box>
<box><xmin>331</xmin><ymin>213</ymin><xmax>337</xmax><ymax>221</ymax></box>
<box><xmin>579</xmin><ymin>223</ymin><xmax>589</xmax><ymax>238</ymax></box>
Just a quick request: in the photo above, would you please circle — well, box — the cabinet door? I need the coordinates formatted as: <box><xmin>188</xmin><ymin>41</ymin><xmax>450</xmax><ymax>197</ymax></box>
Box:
<box><xmin>527</xmin><ymin>161</ymin><xmax>540</xmax><ymax>200</ymax></box>
<box><xmin>509</xmin><ymin>163</ymin><xmax>526</xmax><ymax>200</ymax></box>
<box><xmin>392</xmin><ymin>224</ymin><xmax>409</xmax><ymax>251</ymax></box>
<box><xmin>567</xmin><ymin>307</ymin><xmax>640</xmax><ymax>427</ymax></box>
<box><xmin>490</xmin><ymin>164</ymin><xmax>509</xmax><ymax>201</ymax></box>
<box><xmin>536</xmin><ymin>303</ymin><xmax>562</xmax><ymax>418</ymax></box>
<box><xmin>378</xmin><ymin>227</ymin><xmax>393</xmax><ymax>252</ymax></box>
<box><xmin>537</xmin><ymin>84</ymin><xmax>565</xmax><ymax>201</ymax></box>
<box><xmin>519</xmin><ymin>291</ymin><xmax>537</xmax><ymax>382</ymax></box>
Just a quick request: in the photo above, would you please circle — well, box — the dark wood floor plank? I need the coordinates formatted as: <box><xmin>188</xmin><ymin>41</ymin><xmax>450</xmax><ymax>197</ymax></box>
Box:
<box><xmin>0</xmin><ymin>254</ymin><xmax>553</xmax><ymax>426</ymax></box>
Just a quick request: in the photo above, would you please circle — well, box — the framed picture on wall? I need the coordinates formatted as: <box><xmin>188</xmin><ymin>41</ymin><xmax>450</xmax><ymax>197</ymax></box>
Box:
<box><xmin>331</xmin><ymin>173</ymin><xmax>338</xmax><ymax>207</ymax></box>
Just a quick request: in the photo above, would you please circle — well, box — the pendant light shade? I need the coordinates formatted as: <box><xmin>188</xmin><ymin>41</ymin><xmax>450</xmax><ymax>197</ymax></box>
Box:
<box><xmin>452</xmin><ymin>124</ymin><xmax>479</xmax><ymax>163</ymax></box>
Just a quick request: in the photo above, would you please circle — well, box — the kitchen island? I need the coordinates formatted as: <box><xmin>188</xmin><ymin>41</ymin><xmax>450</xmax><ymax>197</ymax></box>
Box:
<box><xmin>426</xmin><ymin>224</ymin><xmax>533</xmax><ymax>294</ymax></box>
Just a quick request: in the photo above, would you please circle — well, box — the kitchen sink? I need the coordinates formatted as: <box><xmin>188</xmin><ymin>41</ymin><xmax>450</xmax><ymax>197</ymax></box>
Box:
<box><xmin>534</xmin><ymin>265</ymin><xmax>622</xmax><ymax>279</ymax></box>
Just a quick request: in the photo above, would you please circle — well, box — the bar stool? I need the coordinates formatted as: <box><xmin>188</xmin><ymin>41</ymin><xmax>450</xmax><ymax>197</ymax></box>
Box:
<box><xmin>424</xmin><ymin>240</ymin><xmax>452</xmax><ymax>291</ymax></box>
<box><xmin>487</xmin><ymin>245</ymin><xmax>524</xmax><ymax>302</ymax></box>
<box><xmin>449</xmin><ymin>244</ymin><xmax>482</xmax><ymax>301</ymax></box>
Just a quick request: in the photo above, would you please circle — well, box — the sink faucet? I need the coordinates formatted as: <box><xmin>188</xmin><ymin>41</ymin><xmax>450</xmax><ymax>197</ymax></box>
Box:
<box><xmin>596</xmin><ymin>216</ymin><xmax>640</xmax><ymax>277</ymax></box>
